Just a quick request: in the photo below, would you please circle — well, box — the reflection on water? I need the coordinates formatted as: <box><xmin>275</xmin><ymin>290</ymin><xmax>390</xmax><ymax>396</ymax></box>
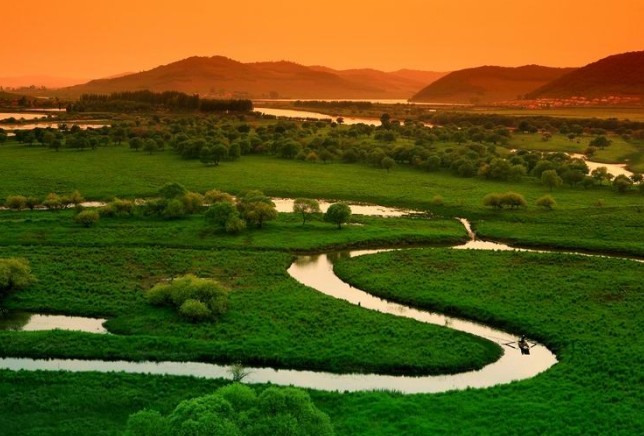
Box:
<box><xmin>272</xmin><ymin>198</ymin><xmax>412</xmax><ymax>216</ymax></box>
<box><xmin>569</xmin><ymin>153</ymin><xmax>633</xmax><ymax>178</ymax></box>
<box><xmin>255</xmin><ymin>107</ymin><xmax>380</xmax><ymax>126</ymax></box>
<box><xmin>286</xmin><ymin>250</ymin><xmax>557</xmax><ymax>393</ymax></box>
<box><xmin>0</xmin><ymin>214</ymin><xmax>562</xmax><ymax>394</ymax></box>
<box><xmin>4</xmin><ymin>122</ymin><xmax>107</xmax><ymax>131</ymax></box>
<box><xmin>0</xmin><ymin>312</ymin><xmax>107</xmax><ymax>334</ymax></box>
<box><xmin>0</xmin><ymin>112</ymin><xmax>48</xmax><ymax>121</ymax></box>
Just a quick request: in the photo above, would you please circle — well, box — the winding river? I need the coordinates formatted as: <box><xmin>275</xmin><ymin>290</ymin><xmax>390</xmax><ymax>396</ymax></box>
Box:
<box><xmin>0</xmin><ymin>208</ymin><xmax>560</xmax><ymax>394</ymax></box>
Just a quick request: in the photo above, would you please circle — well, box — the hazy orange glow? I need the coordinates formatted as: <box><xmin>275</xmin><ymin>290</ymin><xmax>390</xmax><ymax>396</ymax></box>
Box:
<box><xmin>3</xmin><ymin>0</ymin><xmax>642</xmax><ymax>80</ymax></box>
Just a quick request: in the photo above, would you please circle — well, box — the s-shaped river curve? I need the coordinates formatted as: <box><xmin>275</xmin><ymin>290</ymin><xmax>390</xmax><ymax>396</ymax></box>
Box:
<box><xmin>0</xmin><ymin>218</ymin><xmax>558</xmax><ymax>394</ymax></box>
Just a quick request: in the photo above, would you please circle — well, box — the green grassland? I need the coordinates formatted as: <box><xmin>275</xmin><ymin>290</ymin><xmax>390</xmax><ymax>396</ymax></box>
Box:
<box><xmin>0</xmin><ymin>118</ymin><xmax>643</xmax><ymax>435</ymax></box>
<box><xmin>331</xmin><ymin>249</ymin><xmax>643</xmax><ymax>434</ymax></box>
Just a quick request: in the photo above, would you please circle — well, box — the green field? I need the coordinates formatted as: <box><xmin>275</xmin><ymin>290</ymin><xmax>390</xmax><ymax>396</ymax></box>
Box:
<box><xmin>0</xmin><ymin>116</ymin><xmax>643</xmax><ymax>435</ymax></box>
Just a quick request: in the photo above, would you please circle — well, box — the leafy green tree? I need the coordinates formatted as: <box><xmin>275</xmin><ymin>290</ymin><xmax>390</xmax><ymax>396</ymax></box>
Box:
<box><xmin>143</xmin><ymin>138</ymin><xmax>159</xmax><ymax>154</ymax></box>
<box><xmin>324</xmin><ymin>203</ymin><xmax>351</xmax><ymax>229</ymax></box>
<box><xmin>237</xmin><ymin>190</ymin><xmax>277</xmax><ymax>229</ymax></box>
<box><xmin>293</xmin><ymin>198</ymin><xmax>321</xmax><ymax>225</ymax></box>
<box><xmin>125</xmin><ymin>384</ymin><xmax>333</xmax><ymax>436</ymax></box>
<box><xmin>541</xmin><ymin>169</ymin><xmax>563</xmax><ymax>191</ymax></box>
<box><xmin>0</xmin><ymin>258</ymin><xmax>36</xmax><ymax>297</ymax></box>
<box><xmin>159</xmin><ymin>182</ymin><xmax>188</xmax><ymax>199</ymax></box>
<box><xmin>206</xmin><ymin>202</ymin><xmax>239</xmax><ymax>228</ymax></box>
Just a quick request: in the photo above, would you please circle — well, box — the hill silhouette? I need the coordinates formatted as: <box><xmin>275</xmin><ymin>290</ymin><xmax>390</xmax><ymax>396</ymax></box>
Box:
<box><xmin>55</xmin><ymin>56</ymin><xmax>446</xmax><ymax>99</ymax></box>
<box><xmin>525</xmin><ymin>51</ymin><xmax>644</xmax><ymax>100</ymax></box>
<box><xmin>410</xmin><ymin>65</ymin><xmax>575</xmax><ymax>104</ymax></box>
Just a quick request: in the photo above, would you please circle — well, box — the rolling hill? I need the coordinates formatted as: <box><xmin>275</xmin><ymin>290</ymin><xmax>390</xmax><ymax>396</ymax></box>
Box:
<box><xmin>525</xmin><ymin>51</ymin><xmax>644</xmax><ymax>100</ymax></box>
<box><xmin>55</xmin><ymin>56</ymin><xmax>446</xmax><ymax>100</ymax></box>
<box><xmin>410</xmin><ymin>65</ymin><xmax>575</xmax><ymax>104</ymax></box>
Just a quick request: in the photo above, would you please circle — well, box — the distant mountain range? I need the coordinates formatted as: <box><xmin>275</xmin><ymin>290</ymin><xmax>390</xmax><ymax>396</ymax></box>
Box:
<box><xmin>412</xmin><ymin>51</ymin><xmax>644</xmax><ymax>104</ymax></box>
<box><xmin>525</xmin><ymin>51</ymin><xmax>644</xmax><ymax>99</ymax></box>
<box><xmin>7</xmin><ymin>51</ymin><xmax>643</xmax><ymax>104</ymax></box>
<box><xmin>410</xmin><ymin>65</ymin><xmax>576</xmax><ymax>104</ymax></box>
<box><xmin>53</xmin><ymin>56</ymin><xmax>447</xmax><ymax>99</ymax></box>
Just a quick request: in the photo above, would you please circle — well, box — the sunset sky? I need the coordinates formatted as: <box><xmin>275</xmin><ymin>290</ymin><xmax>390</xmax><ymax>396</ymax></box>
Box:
<box><xmin>3</xmin><ymin>0</ymin><xmax>642</xmax><ymax>81</ymax></box>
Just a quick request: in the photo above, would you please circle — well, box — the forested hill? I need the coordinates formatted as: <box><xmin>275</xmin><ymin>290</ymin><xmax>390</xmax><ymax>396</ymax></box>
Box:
<box><xmin>54</xmin><ymin>56</ymin><xmax>445</xmax><ymax>100</ymax></box>
<box><xmin>525</xmin><ymin>51</ymin><xmax>644</xmax><ymax>100</ymax></box>
<box><xmin>410</xmin><ymin>65</ymin><xmax>575</xmax><ymax>104</ymax></box>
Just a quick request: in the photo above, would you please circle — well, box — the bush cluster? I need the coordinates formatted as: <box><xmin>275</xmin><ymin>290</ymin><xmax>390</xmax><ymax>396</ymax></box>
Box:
<box><xmin>145</xmin><ymin>274</ymin><xmax>229</xmax><ymax>322</ymax></box>
<box><xmin>483</xmin><ymin>192</ymin><xmax>527</xmax><ymax>209</ymax></box>
<box><xmin>0</xmin><ymin>258</ymin><xmax>36</xmax><ymax>297</ymax></box>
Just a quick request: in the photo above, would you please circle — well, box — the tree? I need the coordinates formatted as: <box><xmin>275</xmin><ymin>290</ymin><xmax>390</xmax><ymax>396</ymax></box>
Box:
<box><xmin>143</xmin><ymin>138</ymin><xmax>159</xmax><ymax>154</ymax></box>
<box><xmin>613</xmin><ymin>174</ymin><xmax>633</xmax><ymax>193</ymax></box>
<box><xmin>541</xmin><ymin>169</ymin><xmax>563</xmax><ymax>191</ymax></box>
<box><xmin>324</xmin><ymin>203</ymin><xmax>351</xmax><ymax>229</ymax></box>
<box><xmin>206</xmin><ymin>202</ymin><xmax>239</xmax><ymax>228</ymax></box>
<box><xmin>237</xmin><ymin>190</ymin><xmax>277</xmax><ymax>229</ymax></box>
<box><xmin>0</xmin><ymin>258</ymin><xmax>36</xmax><ymax>297</ymax></box>
<box><xmin>181</xmin><ymin>192</ymin><xmax>203</xmax><ymax>214</ymax></box>
<box><xmin>381</xmin><ymin>157</ymin><xmax>395</xmax><ymax>172</ymax></box>
<box><xmin>591</xmin><ymin>167</ymin><xmax>613</xmax><ymax>185</ymax></box>
<box><xmin>159</xmin><ymin>182</ymin><xmax>188</xmax><ymax>199</ymax></box>
<box><xmin>162</xmin><ymin>199</ymin><xmax>185</xmax><ymax>219</ymax></box>
<box><xmin>125</xmin><ymin>384</ymin><xmax>333</xmax><ymax>436</ymax></box>
<box><xmin>589</xmin><ymin>135</ymin><xmax>611</xmax><ymax>149</ymax></box>
<box><xmin>293</xmin><ymin>198</ymin><xmax>321</xmax><ymax>225</ymax></box>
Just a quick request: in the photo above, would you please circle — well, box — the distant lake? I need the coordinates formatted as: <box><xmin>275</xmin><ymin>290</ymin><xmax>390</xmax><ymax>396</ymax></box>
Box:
<box><xmin>0</xmin><ymin>112</ymin><xmax>48</xmax><ymax>121</ymax></box>
<box><xmin>255</xmin><ymin>107</ymin><xmax>381</xmax><ymax>125</ymax></box>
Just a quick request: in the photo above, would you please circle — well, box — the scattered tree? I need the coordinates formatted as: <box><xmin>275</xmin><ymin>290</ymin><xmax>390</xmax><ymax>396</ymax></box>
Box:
<box><xmin>536</xmin><ymin>195</ymin><xmax>556</xmax><ymax>210</ymax></box>
<box><xmin>74</xmin><ymin>210</ymin><xmax>100</xmax><ymax>227</ymax></box>
<box><xmin>293</xmin><ymin>198</ymin><xmax>321</xmax><ymax>225</ymax></box>
<box><xmin>541</xmin><ymin>169</ymin><xmax>563</xmax><ymax>191</ymax></box>
<box><xmin>324</xmin><ymin>203</ymin><xmax>351</xmax><ymax>229</ymax></box>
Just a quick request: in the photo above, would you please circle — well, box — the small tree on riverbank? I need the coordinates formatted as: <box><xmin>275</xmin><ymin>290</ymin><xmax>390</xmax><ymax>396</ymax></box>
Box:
<box><xmin>293</xmin><ymin>198</ymin><xmax>321</xmax><ymax>225</ymax></box>
<box><xmin>324</xmin><ymin>203</ymin><xmax>352</xmax><ymax>229</ymax></box>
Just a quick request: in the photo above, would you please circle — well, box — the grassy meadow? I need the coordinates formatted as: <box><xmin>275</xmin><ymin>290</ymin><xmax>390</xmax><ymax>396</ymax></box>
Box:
<box><xmin>0</xmin><ymin>115</ymin><xmax>642</xmax><ymax>435</ymax></box>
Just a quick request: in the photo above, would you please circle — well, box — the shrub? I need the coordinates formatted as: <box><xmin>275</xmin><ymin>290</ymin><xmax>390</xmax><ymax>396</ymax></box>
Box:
<box><xmin>145</xmin><ymin>274</ymin><xmax>229</xmax><ymax>322</ymax></box>
<box><xmin>162</xmin><ymin>199</ymin><xmax>185</xmax><ymax>219</ymax></box>
<box><xmin>0</xmin><ymin>258</ymin><xmax>36</xmax><ymax>297</ymax></box>
<box><xmin>181</xmin><ymin>191</ymin><xmax>204</xmax><ymax>214</ymax></box>
<box><xmin>483</xmin><ymin>193</ymin><xmax>502</xmax><ymax>209</ymax></box>
<box><xmin>62</xmin><ymin>190</ymin><xmax>84</xmax><ymax>208</ymax></box>
<box><xmin>101</xmin><ymin>198</ymin><xmax>136</xmax><ymax>217</ymax></box>
<box><xmin>204</xmin><ymin>189</ymin><xmax>235</xmax><ymax>204</ymax></box>
<box><xmin>42</xmin><ymin>193</ymin><xmax>63</xmax><ymax>210</ymax></box>
<box><xmin>159</xmin><ymin>182</ymin><xmax>187</xmax><ymax>199</ymax></box>
<box><xmin>145</xmin><ymin>283</ymin><xmax>172</xmax><ymax>305</ymax></box>
<box><xmin>431</xmin><ymin>195</ymin><xmax>444</xmax><ymax>206</ymax></box>
<box><xmin>179</xmin><ymin>299</ymin><xmax>211</xmax><ymax>322</ymax></box>
<box><xmin>4</xmin><ymin>195</ymin><xmax>27</xmax><ymax>210</ymax></box>
<box><xmin>25</xmin><ymin>197</ymin><xmax>40</xmax><ymax>210</ymax></box>
<box><xmin>536</xmin><ymin>195</ymin><xmax>556</xmax><ymax>210</ymax></box>
<box><xmin>74</xmin><ymin>210</ymin><xmax>100</xmax><ymax>227</ymax></box>
<box><xmin>483</xmin><ymin>192</ymin><xmax>527</xmax><ymax>209</ymax></box>
<box><xmin>206</xmin><ymin>202</ymin><xmax>238</xmax><ymax>228</ymax></box>
<box><xmin>225</xmin><ymin>216</ymin><xmax>246</xmax><ymax>234</ymax></box>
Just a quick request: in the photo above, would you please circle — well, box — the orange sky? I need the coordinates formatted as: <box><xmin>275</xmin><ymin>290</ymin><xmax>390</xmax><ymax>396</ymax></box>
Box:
<box><xmin>2</xmin><ymin>0</ymin><xmax>642</xmax><ymax>79</ymax></box>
